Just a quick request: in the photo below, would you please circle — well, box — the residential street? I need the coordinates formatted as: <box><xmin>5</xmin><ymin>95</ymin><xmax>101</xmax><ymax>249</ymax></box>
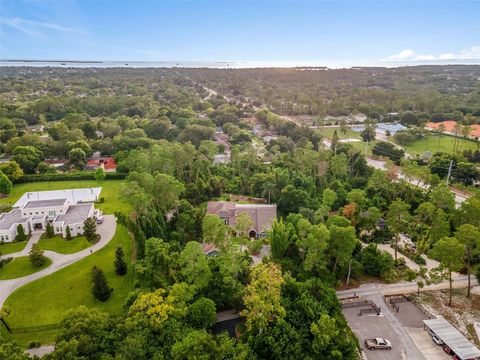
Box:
<box><xmin>0</xmin><ymin>215</ymin><xmax>116</xmax><ymax>308</ymax></box>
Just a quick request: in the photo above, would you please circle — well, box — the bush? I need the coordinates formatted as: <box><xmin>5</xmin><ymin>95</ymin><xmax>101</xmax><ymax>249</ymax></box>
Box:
<box><xmin>45</xmin><ymin>223</ymin><xmax>55</xmax><ymax>239</ymax></box>
<box><xmin>15</xmin><ymin>171</ymin><xmax>126</xmax><ymax>184</ymax></box>
<box><xmin>187</xmin><ymin>298</ymin><xmax>216</xmax><ymax>329</ymax></box>
<box><xmin>91</xmin><ymin>266</ymin><xmax>113</xmax><ymax>302</ymax></box>
<box><xmin>29</xmin><ymin>244</ymin><xmax>47</xmax><ymax>267</ymax></box>
<box><xmin>15</xmin><ymin>224</ymin><xmax>27</xmax><ymax>242</ymax></box>
<box><xmin>28</xmin><ymin>341</ymin><xmax>41</xmax><ymax>349</ymax></box>
<box><xmin>360</xmin><ymin>244</ymin><xmax>394</xmax><ymax>280</ymax></box>
<box><xmin>372</xmin><ymin>141</ymin><xmax>405</xmax><ymax>164</ymax></box>
<box><xmin>247</xmin><ymin>239</ymin><xmax>263</xmax><ymax>255</ymax></box>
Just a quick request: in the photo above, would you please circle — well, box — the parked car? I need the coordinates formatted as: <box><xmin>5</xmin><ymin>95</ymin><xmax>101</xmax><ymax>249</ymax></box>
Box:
<box><xmin>443</xmin><ymin>345</ymin><xmax>455</xmax><ymax>356</ymax></box>
<box><xmin>432</xmin><ymin>334</ymin><xmax>443</xmax><ymax>345</ymax></box>
<box><xmin>365</xmin><ymin>338</ymin><xmax>392</xmax><ymax>350</ymax></box>
<box><xmin>96</xmin><ymin>216</ymin><xmax>103</xmax><ymax>224</ymax></box>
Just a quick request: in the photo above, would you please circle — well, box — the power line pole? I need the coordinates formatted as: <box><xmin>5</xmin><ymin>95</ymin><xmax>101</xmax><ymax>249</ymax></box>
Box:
<box><xmin>446</xmin><ymin>159</ymin><xmax>454</xmax><ymax>185</ymax></box>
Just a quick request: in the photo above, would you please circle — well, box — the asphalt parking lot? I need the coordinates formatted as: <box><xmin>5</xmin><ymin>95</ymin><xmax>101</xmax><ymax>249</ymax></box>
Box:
<box><xmin>343</xmin><ymin>307</ymin><xmax>407</xmax><ymax>360</ymax></box>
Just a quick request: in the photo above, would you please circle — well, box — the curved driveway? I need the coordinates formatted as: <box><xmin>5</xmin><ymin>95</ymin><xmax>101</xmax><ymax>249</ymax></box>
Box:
<box><xmin>0</xmin><ymin>215</ymin><xmax>116</xmax><ymax>308</ymax></box>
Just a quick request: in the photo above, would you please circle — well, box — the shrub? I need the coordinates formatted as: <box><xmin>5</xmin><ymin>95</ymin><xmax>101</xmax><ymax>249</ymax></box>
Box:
<box><xmin>187</xmin><ymin>298</ymin><xmax>216</xmax><ymax>329</ymax></box>
<box><xmin>114</xmin><ymin>247</ymin><xmax>127</xmax><ymax>276</ymax></box>
<box><xmin>15</xmin><ymin>171</ymin><xmax>126</xmax><ymax>184</ymax></box>
<box><xmin>28</xmin><ymin>341</ymin><xmax>41</xmax><ymax>349</ymax></box>
<box><xmin>91</xmin><ymin>266</ymin><xmax>113</xmax><ymax>302</ymax></box>
<box><xmin>29</xmin><ymin>244</ymin><xmax>47</xmax><ymax>267</ymax></box>
<box><xmin>247</xmin><ymin>239</ymin><xmax>263</xmax><ymax>255</ymax></box>
<box><xmin>45</xmin><ymin>223</ymin><xmax>55</xmax><ymax>239</ymax></box>
<box><xmin>15</xmin><ymin>224</ymin><xmax>27</xmax><ymax>242</ymax></box>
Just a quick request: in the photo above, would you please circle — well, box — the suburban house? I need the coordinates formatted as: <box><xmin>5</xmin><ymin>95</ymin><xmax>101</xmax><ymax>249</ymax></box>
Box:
<box><xmin>206</xmin><ymin>201</ymin><xmax>277</xmax><ymax>238</ymax></box>
<box><xmin>0</xmin><ymin>189</ymin><xmax>102</xmax><ymax>242</ymax></box>
<box><xmin>85</xmin><ymin>156</ymin><xmax>117</xmax><ymax>172</ymax></box>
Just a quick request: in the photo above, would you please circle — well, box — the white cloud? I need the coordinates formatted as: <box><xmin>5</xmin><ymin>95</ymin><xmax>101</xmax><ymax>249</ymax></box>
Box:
<box><xmin>0</xmin><ymin>17</ymin><xmax>88</xmax><ymax>39</ymax></box>
<box><xmin>382</xmin><ymin>45</ymin><xmax>480</xmax><ymax>62</ymax></box>
<box><xmin>382</xmin><ymin>49</ymin><xmax>416</xmax><ymax>61</ymax></box>
<box><xmin>414</xmin><ymin>54</ymin><xmax>435</xmax><ymax>61</ymax></box>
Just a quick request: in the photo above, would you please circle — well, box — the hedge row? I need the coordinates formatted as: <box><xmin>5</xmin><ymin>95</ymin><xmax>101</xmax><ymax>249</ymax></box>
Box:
<box><xmin>15</xmin><ymin>172</ymin><xmax>127</xmax><ymax>183</ymax></box>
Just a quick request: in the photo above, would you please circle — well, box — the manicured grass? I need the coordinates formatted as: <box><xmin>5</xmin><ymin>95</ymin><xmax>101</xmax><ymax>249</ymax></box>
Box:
<box><xmin>0</xmin><ymin>180</ymin><xmax>131</xmax><ymax>215</ymax></box>
<box><xmin>0</xmin><ymin>256</ymin><xmax>52</xmax><ymax>280</ymax></box>
<box><xmin>395</xmin><ymin>133</ymin><xmax>479</xmax><ymax>157</ymax></box>
<box><xmin>4</xmin><ymin>225</ymin><xmax>134</xmax><ymax>345</ymax></box>
<box><xmin>0</xmin><ymin>241</ymin><xmax>27</xmax><ymax>255</ymax></box>
<box><xmin>38</xmin><ymin>236</ymin><xmax>92</xmax><ymax>254</ymax></box>
<box><xmin>317</xmin><ymin>127</ymin><xmax>362</xmax><ymax>140</ymax></box>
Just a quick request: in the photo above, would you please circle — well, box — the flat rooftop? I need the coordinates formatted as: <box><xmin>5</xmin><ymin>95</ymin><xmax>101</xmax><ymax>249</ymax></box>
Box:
<box><xmin>23</xmin><ymin>198</ymin><xmax>67</xmax><ymax>209</ymax></box>
<box><xmin>14</xmin><ymin>188</ymin><xmax>101</xmax><ymax>208</ymax></box>
<box><xmin>0</xmin><ymin>209</ymin><xmax>24</xmax><ymax>230</ymax></box>
<box><xmin>55</xmin><ymin>203</ymin><xmax>93</xmax><ymax>225</ymax></box>
<box><xmin>424</xmin><ymin>318</ymin><xmax>480</xmax><ymax>359</ymax></box>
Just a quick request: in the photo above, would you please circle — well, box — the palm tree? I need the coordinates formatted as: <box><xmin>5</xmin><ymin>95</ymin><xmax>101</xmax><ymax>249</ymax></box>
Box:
<box><xmin>262</xmin><ymin>181</ymin><xmax>277</xmax><ymax>204</ymax></box>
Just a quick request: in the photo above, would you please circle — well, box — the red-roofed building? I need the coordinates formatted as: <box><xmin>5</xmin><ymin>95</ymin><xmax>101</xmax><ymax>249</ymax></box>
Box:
<box><xmin>425</xmin><ymin>120</ymin><xmax>458</xmax><ymax>134</ymax></box>
<box><xmin>425</xmin><ymin>120</ymin><xmax>480</xmax><ymax>139</ymax></box>
<box><xmin>85</xmin><ymin>157</ymin><xmax>117</xmax><ymax>172</ymax></box>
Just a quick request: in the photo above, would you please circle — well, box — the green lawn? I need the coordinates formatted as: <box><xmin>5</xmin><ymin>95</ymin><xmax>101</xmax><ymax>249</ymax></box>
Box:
<box><xmin>0</xmin><ymin>179</ymin><xmax>131</xmax><ymax>215</ymax></box>
<box><xmin>0</xmin><ymin>241</ymin><xmax>27</xmax><ymax>256</ymax></box>
<box><xmin>0</xmin><ymin>256</ymin><xmax>52</xmax><ymax>280</ymax></box>
<box><xmin>3</xmin><ymin>225</ymin><xmax>135</xmax><ymax>345</ymax></box>
<box><xmin>38</xmin><ymin>236</ymin><xmax>92</xmax><ymax>254</ymax></box>
<box><xmin>395</xmin><ymin>133</ymin><xmax>479</xmax><ymax>157</ymax></box>
<box><xmin>317</xmin><ymin>127</ymin><xmax>362</xmax><ymax>140</ymax></box>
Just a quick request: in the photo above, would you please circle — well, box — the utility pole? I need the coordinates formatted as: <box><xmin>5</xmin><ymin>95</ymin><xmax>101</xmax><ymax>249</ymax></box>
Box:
<box><xmin>446</xmin><ymin>159</ymin><xmax>454</xmax><ymax>185</ymax></box>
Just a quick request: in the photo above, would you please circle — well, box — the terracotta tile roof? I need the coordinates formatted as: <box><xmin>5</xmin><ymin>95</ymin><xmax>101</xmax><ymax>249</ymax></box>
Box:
<box><xmin>425</xmin><ymin>120</ymin><xmax>480</xmax><ymax>138</ymax></box>
<box><xmin>85</xmin><ymin>157</ymin><xmax>116</xmax><ymax>170</ymax></box>
<box><xmin>471</xmin><ymin>124</ymin><xmax>480</xmax><ymax>138</ymax></box>
<box><xmin>425</xmin><ymin>120</ymin><xmax>458</xmax><ymax>133</ymax></box>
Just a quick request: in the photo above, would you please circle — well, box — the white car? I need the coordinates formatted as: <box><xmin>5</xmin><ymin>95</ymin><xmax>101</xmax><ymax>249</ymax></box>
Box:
<box><xmin>96</xmin><ymin>216</ymin><xmax>103</xmax><ymax>224</ymax></box>
<box><xmin>432</xmin><ymin>334</ymin><xmax>443</xmax><ymax>346</ymax></box>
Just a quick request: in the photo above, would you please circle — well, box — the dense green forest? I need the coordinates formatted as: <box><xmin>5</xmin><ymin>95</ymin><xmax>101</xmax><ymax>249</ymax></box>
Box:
<box><xmin>1</xmin><ymin>66</ymin><xmax>480</xmax><ymax>359</ymax></box>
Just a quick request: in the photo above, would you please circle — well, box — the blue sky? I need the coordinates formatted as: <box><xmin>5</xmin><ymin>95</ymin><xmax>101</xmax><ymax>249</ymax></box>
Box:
<box><xmin>1</xmin><ymin>0</ymin><xmax>479</xmax><ymax>66</ymax></box>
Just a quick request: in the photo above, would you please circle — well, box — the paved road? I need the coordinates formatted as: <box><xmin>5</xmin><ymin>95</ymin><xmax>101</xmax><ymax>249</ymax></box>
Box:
<box><xmin>337</xmin><ymin>274</ymin><xmax>477</xmax><ymax>299</ymax></box>
<box><xmin>0</xmin><ymin>215</ymin><xmax>116</xmax><ymax>308</ymax></box>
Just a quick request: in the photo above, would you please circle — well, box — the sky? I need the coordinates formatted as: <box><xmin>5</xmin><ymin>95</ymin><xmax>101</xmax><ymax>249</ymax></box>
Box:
<box><xmin>1</xmin><ymin>0</ymin><xmax>479</xmax><ymax>67</ymax></box>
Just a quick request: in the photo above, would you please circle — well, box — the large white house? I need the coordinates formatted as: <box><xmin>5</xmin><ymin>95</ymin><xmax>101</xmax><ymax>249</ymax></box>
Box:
<box><xmin>0</xmin><ymin>189</ymin><xmax>102</xmax><ymax>243</ymax></box>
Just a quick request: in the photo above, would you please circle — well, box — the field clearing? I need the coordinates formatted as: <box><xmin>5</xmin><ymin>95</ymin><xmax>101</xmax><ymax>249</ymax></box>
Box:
<box><xmin>316</xmin><ymin>127</ymin><xmax>362</xmax><ymax>140</ymax></box>
<box><xmin>396</xmin><ymin>133</ymin><xmax>479</xmax><ymax>157</ymax></box>
<box><xmin>2</xmin><ymin>225</ymin><xmax>135</xmax><ymax>346</ymax></box>
<box><xmin>0</xmin><ymin>180</ymin><xmax>131</xmax><ymax>214</ymax></box>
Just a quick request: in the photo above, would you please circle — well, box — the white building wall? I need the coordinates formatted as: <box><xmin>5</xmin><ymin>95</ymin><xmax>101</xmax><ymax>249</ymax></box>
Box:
<box><xmin>0</xmin><ymin>220</ymin><xmax>30</xmax><ymax>243</ymax></box>
<box><xmin>21</xmin><ymin>203</ymin><xmax>69</xmax><ymax>219</ymax></box>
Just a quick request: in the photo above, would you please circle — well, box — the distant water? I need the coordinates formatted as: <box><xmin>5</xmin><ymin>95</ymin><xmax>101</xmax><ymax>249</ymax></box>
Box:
<box><xmin>0</xmin><ymin>60</ymin><xmax>243</xmax><ymax>69</ymax></box>
<box><xmin>2</xmin><ymin>59</ymin><xmax>479</xmax><ymax>69</ymax></box>
<box><xmin>0</xmin><ymin>59</ymin><xmax>404</xmax><ymax>69</ymax></box>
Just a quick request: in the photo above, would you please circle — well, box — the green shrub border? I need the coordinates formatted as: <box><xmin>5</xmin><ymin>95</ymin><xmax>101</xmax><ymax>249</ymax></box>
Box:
<box><xmin>15</xmin><ymin>172</ymin><xmax>127</xmax><ymax>184</ymax></box>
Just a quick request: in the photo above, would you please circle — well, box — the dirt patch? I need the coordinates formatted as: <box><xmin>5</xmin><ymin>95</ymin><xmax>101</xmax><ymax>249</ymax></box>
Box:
<box><xmin>412</xmin><ymin>288</ymin><xmax>480</xmax><ymax>347</ymax></box>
